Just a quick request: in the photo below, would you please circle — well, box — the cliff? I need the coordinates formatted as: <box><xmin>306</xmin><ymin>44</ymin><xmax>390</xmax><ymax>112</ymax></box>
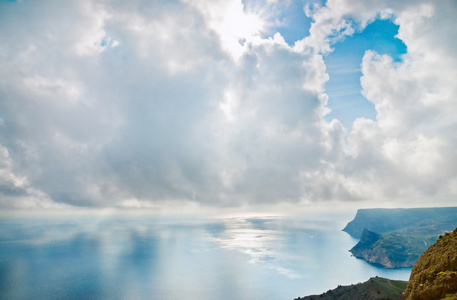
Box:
<box><xmin>343</xmin><ymin>207</ymin><xmax>457</xmax><ymax>268</ymax></box>
<box><xmin>403</xmin><ymin>228</ymin><xmax>457</xmax><ymax>300</ymax></box>
<box><xmin>294</xmin><ymin>276</ymin><xmax>407</xmax><ymax>300</ymax></box>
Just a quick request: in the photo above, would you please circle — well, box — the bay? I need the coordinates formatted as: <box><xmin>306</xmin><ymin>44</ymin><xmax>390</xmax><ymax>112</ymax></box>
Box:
<box><xmin>0</xmin><ymin>214</ymin><xmax>411</xmax><ymax>299</ymax></box>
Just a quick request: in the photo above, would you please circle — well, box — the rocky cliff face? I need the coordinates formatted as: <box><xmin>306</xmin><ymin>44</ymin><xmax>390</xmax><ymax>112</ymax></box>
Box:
<box><xmin>349</xmin><ymin>229</ymin><xmax>392</xmax><ymax>267</ymax></box>
<box><xmin>349</xmin><ymin>229</ymin><xmax>421</xmax><ymax>268</ymax></box>
<box><xmin>403</xmin><ymin>228</ymin><xmax>457</xmax><ymax>300</ymax></box>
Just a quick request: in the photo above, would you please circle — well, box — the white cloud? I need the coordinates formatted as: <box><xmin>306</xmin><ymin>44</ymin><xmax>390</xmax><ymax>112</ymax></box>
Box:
<box><xmin>337</xmin><ymin>0</ymin><xmax>457</xmax><ymax>203</ymax></box>
<box><xmin>0</xmin><ymin>0</ymin><xmax>456</xmax><ymax>210</ymax></box>
<box><xmin>71</xmin><ymin>1</ymin><xmax>113</xmax><ymax>57</ymax></box>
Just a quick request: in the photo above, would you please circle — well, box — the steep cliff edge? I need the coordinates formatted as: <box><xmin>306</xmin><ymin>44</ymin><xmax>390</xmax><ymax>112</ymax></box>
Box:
<box><xmin>403</xmin><ymin>228</ymin><xmax>457</xmax><ymax>300</ymax></box>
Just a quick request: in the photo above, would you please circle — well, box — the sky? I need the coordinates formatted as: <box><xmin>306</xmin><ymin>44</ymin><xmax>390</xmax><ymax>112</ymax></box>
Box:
<box><xmin>0</xmin><ymin>0</ymin><xmax>456</xmax><ymax>214</ymax></box>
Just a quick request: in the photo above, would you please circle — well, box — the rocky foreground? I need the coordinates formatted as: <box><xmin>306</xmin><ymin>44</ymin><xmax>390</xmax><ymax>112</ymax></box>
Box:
<box><xmin>403</xmin><ymin>228</ymin><xmax>457</xmax><ymax>300</ymax></box>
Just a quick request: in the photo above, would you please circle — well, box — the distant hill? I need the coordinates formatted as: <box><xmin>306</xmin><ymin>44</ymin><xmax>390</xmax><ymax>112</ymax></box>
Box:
<box><xmin>404</xmin><ymin>228</ymin><xmax>457</xmax><ymax>300</ymax></box>
<box><xmin>293</xmin><ymin>277</ymin><xmax>407</xmax><ymax>300</ymax></box>
<box><xmin>343</xmin><ymin>207</ymin><xmax>457</xmax><ymax>268</ymax></box>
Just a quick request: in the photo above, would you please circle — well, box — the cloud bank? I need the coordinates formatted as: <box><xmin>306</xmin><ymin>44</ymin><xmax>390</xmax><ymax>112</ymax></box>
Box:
<box><xmin>0</xmin><ymin>0</ymin><xmax>456</xmax><ymax>209</ymax></box>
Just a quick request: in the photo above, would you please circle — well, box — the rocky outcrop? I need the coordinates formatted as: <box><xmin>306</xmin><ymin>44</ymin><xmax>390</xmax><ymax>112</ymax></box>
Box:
<box><xmin>403</xmin><ymin>228</ymin><xmax>457</xmax><ymax>300</ymax></box>
<box><xmin>349</xmin><ymin>229</ymin><xmax>426</xmax><ymax>268</ymax></box>
<box><xmin>350</xmin><ymin>229</ymin><xmax>394</xmax><ymax>268</ymax></box>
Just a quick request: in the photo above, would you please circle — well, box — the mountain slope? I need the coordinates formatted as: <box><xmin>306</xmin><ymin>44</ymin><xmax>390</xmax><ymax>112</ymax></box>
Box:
<box><xmin>293</xmin><ymin>277</ymin><xmax>407</xmax><ymax>300</ymax></box>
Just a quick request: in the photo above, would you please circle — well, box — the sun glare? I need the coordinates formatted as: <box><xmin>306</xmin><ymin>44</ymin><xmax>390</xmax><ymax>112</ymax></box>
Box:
<box><xmin>217</xmin><ymin>2</ymin><xmax>266</xmax><ymax>59</ymax></box>
<box><xmin>226</xmin><ymin>7</ymin><xmax>264</xmax><ymax>39</ymax></box>
<box><xmin>195</xmin><ymin>0</ymin><xmax>267</xmax><ymax>60</ymax></box>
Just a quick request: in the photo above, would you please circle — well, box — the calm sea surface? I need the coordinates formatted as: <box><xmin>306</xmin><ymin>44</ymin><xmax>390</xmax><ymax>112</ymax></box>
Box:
<box><xmin>0</xmin><ymin>214</ymin><xmax>412</xmax><ymax>299</ymax></box>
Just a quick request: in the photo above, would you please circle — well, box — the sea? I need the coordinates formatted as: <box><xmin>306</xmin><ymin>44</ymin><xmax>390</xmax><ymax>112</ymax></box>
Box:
<box><xmin>0</xmin><ymin>213</ymin><xmax>412</xmax><ymax>300</ymax></box>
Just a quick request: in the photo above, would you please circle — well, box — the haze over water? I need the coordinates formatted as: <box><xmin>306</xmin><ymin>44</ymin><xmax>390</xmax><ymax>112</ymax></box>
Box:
<box><xmin>0</xmin><ymin>213</ymin><xmax>411</xmax><ymax>300</ymax></box>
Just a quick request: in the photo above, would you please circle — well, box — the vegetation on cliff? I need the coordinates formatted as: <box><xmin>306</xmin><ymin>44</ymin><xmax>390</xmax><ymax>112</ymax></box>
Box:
<box><xmin>403</xmin><ymin>228</ymin><xmax>457</xmax><ymax>300</ymax></box>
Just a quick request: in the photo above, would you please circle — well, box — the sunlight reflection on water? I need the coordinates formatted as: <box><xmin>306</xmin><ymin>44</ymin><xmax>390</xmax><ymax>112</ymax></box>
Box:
<box><xmin>0</xmin><ymin>215</ymin><xmax>412</xmax><ymax>300</ymax></box>
<box><xmin>213</xmin><ymin>217</ymin><xmax>301</xmax><ymax>279</ymax></box>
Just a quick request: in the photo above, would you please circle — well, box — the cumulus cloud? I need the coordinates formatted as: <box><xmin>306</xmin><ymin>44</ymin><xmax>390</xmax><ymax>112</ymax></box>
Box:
<box><xmin>0</xmin><ymin>0</ymin><xmax>455</xmax><ymax>210</ymax></box>
<box><xmin>319</xmin><ymin>0</ymin><xmax>457</xmax><ymax>203</ymax></box>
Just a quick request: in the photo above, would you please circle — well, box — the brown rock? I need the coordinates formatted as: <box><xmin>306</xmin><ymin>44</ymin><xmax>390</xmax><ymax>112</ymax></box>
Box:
<box><xmin>403</xmin><ymin>228</ymin><xmax>457</xmax><ymax>300</ymax></box>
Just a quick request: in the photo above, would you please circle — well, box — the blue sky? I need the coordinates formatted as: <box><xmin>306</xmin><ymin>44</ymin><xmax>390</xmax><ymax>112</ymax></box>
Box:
<box><xmin>324</xmin><ymin>19</ymin><xmax>407</xmax><ymax>127</ymax></box>
<box><xmin>258</xmin><ymin>0</ymin><xmax>315</xmax><ymax>45</ymax></box>
<box><xmin>0</xmin><ymin>0</ymin><xmax>456</xmax><ymax>213</ymax></box>
<box><xmin>245</xmin><ymin>0</ymin><xmax>408</xmax><ymax>128</ymax></box>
